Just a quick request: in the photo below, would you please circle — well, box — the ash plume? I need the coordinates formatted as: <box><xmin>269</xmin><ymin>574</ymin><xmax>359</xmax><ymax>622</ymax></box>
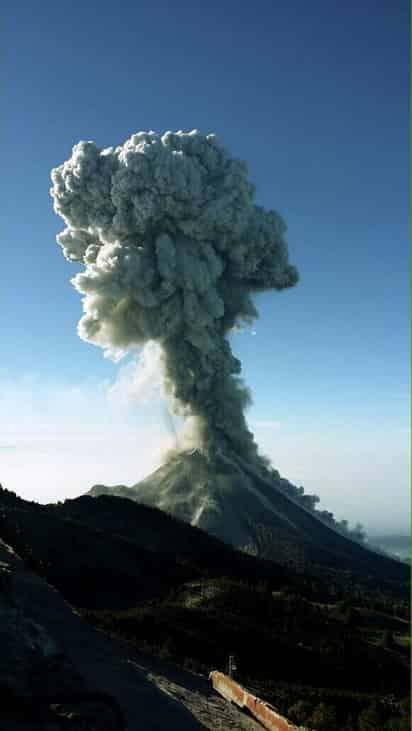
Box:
<box><xmin>50</xmin><ymin>130</ymin><xmax>298</xmax><ymax>464</ymax></box>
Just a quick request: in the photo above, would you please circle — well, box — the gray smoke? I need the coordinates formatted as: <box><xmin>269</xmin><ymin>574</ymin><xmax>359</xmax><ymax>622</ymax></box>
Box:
<box><xmin>50</xmin><ymin>130</ymin><xmax>298</xmax><ymax>463</ymax></box>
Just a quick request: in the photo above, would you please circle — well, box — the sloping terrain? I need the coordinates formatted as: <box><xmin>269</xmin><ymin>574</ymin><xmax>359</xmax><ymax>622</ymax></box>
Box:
<box><xmin>87</xmin><ymin>577</ymin><xmax>410</xmax><ymax>695</ymax></box>
<box><xmin>0</xmin><ymin>486</ymin><xmax>409</xmax><ymax>729</ymax></box>
<box><xmin>0</xmin><ymin>538</ymin><xmax>265</xmax><ymax>731</ymax></box>
<box><xmin>0</xmin><ymin>487</ymin><xmax>295</xmax><ymax>609</ymax></box>
<box><xmin>87</xmin><ymin>450</ymin><xmax>408</xmax><ymax>585</ymax></box>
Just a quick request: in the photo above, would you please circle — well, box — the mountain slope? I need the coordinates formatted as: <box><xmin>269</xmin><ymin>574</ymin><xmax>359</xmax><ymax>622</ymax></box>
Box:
<box><xmin>0</xmin><ymin>486</ymin><xmax>295</xmax><ymax>609</ymax></box>
<box><xmin>1</xmin><ymin>537</ymin><xmax>255</xmax><ymax>731</ymax></box>
<box><xmin>0</xmin><ymin>486</ymin><xmax>409</xmax><ymax>728</ymax></box>
<box><xmin>87</xmin><ymin>451</ymin><xmax>408</xmax><ymax>584</ymax></box>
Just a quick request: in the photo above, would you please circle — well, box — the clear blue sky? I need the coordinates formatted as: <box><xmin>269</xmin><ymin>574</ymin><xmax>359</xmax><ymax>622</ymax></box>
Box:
<box><xmin>1</xmin><ymin>0</ymin><xmax>409</xmax><ymax>533</ymax></box>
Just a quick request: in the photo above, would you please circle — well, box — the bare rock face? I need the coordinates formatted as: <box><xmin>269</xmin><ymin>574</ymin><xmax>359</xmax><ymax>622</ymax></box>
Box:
<box><xmin>89</xmin><ymin>451</ymin><xmax>297</xmax><ymax>556</ymax></box>
<box><xmin>0</xmin><ymin>541</ymin><xmax>124</xmax><ymax>731</ymax></box>
<box><xmin>88</xmin><ymin>451</ymin><xmax>407</xmax><ymax>579</ymax></box>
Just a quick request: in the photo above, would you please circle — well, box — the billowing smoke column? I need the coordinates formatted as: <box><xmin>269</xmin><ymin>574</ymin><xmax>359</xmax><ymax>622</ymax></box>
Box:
<box><xmin>50</xmin><ymin>130</ymin><xmax>298</xmax><ymax>463</ymax></box>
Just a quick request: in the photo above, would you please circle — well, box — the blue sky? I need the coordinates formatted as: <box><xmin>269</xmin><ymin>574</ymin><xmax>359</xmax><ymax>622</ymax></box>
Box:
<box><xmin>1</xmin><ymin>0</ymin><xmax>409</xmax><ymax>533</ymax></box>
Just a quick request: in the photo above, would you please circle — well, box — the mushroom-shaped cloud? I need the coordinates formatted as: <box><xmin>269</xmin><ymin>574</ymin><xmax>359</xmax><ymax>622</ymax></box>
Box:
<box><xmin>50</xmin><ymin>130</ymin><xmax>298</xmax><ymax>462</ymax></box>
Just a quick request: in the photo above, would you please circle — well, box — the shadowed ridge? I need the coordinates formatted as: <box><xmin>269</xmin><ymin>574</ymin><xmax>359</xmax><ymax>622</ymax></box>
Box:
<box><xmin>86</xmin><ymin>451</ymin><xmax>408</xmax><ymax>584</ymax></box>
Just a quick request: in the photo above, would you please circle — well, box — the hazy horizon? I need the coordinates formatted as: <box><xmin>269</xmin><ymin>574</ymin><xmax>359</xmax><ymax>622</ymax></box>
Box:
<box><xmin>1</xmin><ymin>368</ymin><xmax>409</xmax><ymax>537</ymax></box>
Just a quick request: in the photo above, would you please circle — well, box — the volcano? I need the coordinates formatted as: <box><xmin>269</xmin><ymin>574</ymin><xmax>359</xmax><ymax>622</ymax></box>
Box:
<box><xmin>87</xmin><ymin>450</ymin><xmax>407</xmax><ymax>582</ymax></box>
<box><xmin>52</xmin><ymin>129</ymin><xmax>407</xmax><ymax>587</ymax></box>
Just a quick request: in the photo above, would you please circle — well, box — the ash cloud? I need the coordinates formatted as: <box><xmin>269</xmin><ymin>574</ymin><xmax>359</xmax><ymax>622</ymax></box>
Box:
<box><xmin>50</xmin><ymin>130</ymin><xmax>298</xmax><ymax>463</ymax></box>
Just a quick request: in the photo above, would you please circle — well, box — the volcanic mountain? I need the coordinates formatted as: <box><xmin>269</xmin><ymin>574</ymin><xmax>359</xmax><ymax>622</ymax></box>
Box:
<box><xmin>87</xmin><ymin>450</ymin><xmax>407</xmax><ymax>583</ymax></box>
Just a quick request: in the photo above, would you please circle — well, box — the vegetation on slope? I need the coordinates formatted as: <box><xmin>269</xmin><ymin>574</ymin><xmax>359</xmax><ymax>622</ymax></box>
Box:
<box><xmin>0</xmin><ymin>485</ymin><xmax>409</xmax><ymax>730</ymax></box>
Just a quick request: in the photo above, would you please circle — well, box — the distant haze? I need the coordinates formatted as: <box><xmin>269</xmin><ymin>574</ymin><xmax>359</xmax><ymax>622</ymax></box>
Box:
<box><xmin>0</xmin><ymin>374</ymin><xmax>409</xmax><ymax>537</ymax></box>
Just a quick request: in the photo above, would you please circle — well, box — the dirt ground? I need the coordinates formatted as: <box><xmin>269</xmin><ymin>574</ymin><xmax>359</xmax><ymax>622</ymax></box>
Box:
<box><xmin>129</xmin><ymin>654</ymin><xmax>264</xmax><ymax>731</ymax></box>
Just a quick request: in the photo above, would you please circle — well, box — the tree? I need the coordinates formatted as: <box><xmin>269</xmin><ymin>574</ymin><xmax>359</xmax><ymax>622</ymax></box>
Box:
<box><xmin>337</xmin><ymin>519</ymin><xmax>349</xmax><ymax>534</ymax></box>
<box><xmin>287</xmin><ymin>700</ymin><xmax>312</xmax><ymax>725</ymax></box>
<box><xmin>381</xmin><ymin>630</ymin><xmax>394</xmax><ymax>649</ymax></box>
<box><xmin>320</xmin><ymin>510</ymin><xmax>335</xmax><ymax>524</ymax></box>
<box><xmin>385</xmin><ymin>716</ymin><xmax>411</xmax><ymax>731</ymax></box>
<box><xmin>341</xmin><ymin>713</ymin><xmax>356</xmax><ymax>730</ymax></box>
<box><xmin>358</xmin><ymin>702</ymin><xmax>384</xmax><ymax>731</ymax></box>
<box><xmin>309</xmin><ymin>703</ymin><xmax>338</xmax><ymax>730</ymax></box>
<box><xmin>352</xmin><ymin>522</ymin><xmax>366</xmax><ymax>542</ymax></box>
<box><xmin>159</xmin><ymin>636</ymin><xmax>176</xmax><ymax>661</ymax></box>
